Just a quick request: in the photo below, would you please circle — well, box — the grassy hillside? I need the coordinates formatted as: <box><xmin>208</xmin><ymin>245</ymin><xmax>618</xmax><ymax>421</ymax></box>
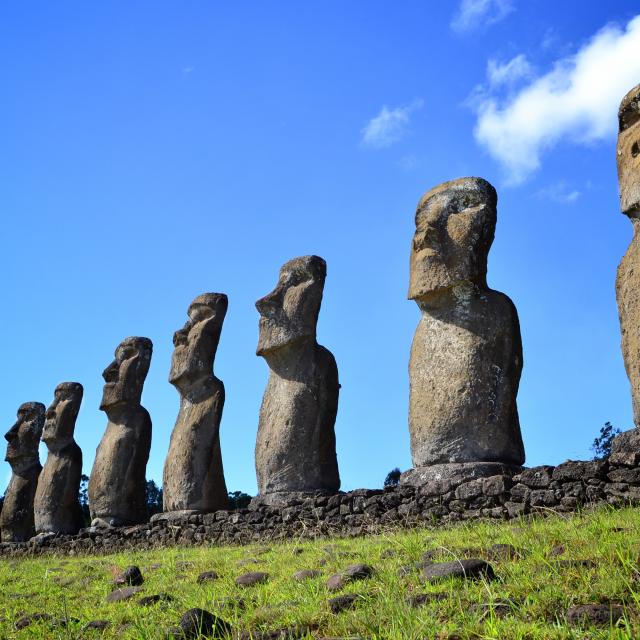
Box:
<box><xmin>1</xmin><ymin>505</ymin><xmax>639</xmax><ymax>639</ymax></box>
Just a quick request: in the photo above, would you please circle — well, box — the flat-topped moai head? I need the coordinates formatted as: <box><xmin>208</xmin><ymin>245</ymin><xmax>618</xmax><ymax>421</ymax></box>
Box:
<box><xmin>170</xmin><ymin>293</ymin><xmax>228</xmax><ymax>389</ymax></box>
<box><xmin>256</xmin><ymin>255</ymin><xmax>326</xmax><ymax>356</ymax></box>
<box><xmin>5</xmin><ymin>402</ymin><xmax>45</xmax><ymax>473</ymax></box>
<box><xmin>618</xmin><ymin>84</ymin><xmax>640</xmax><ymax>217</ymax></box>
<box><xmin>42</xmin><ymin>383</ymin><xmax>83</xmax><ymax>451</ymax></box>
<box><xmin>408</xmin><ymin>177</ymin><xmax>497</xmax><ymax>302</ymax></box>
<box><xmin>100</xmin><ymin>337</ymin><xmax>153</xmax><ymax>411</ymax></box>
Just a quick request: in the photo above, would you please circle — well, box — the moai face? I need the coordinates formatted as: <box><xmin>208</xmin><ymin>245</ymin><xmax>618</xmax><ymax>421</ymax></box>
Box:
<box><xmin>100</xmin><ymin>337</ymin><xmax>153</xmax><ymax>410</ymax></box>
<box><xmin>618</xmin><ymin>84</ymin><xmax>640</xmax><ymax>217</ymax></box>
<box><xmin>42</xmin><ymin>382</ymin><xmax>83</xmax><ymax>450</ymax></box>
<box><xmin>170</xmin><ymin>293</ymin><xmax>228</xmax><ymax>388</ymax></box>
<box><xmin>408</xmin><ymin>177</ymin><xmax>497</xmax><ymax>301</ymax></box>
<box><xmin>256</xmin><ymin>256</ymin><xmax>326</xmax><ymax>356</ymax></box>
<box><xmin>5</xmin><ymin>402</ymin><xmax>45</xmax><ymax>472</ymax></box>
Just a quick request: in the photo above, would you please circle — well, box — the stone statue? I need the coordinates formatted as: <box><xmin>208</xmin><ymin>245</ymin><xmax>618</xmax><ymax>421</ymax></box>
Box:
<box><xmin>0</xmin><ymin>402</ymin><xmax>45</xmax><ymax>542</ymax></box>
<box><xmin>34</xmin><ymin>383</ymin><xmax>84</xmax><ymax>535</ymax></box>
<box><xmin>254</xmin><ymin>255</ymin><xmax>340</xmax><ymax>503</ymax></box>
<box><xmin>406</xmin><ymin>177</ymin><xmax>525</xmax><ymax>477</ymax></box>
<box><xmin>616</xmin><ymin>84</ymin><xmax>640</xmax><ymax>426</ymax></box>
<box><xmin>89</xmin><ymin>337</ymin><xmax>153</xmax><ymax>526</ymax></box>
<box><xmin>162</xmin><ymin>293</ymin><xmax>229</xmax><ymax>515</ymax></box>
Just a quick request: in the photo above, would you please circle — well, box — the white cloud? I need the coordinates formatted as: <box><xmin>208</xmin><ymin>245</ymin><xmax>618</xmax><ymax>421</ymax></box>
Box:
<box><xmin>451</xmin><ymin>0</ymin><xmax>514</xmax><ymax>33</ymax></box>
<box><xmin>361</xmin><ymin>100</ymin><xmax>423</xmax><ymax>149</ymax></box>
<box><xmin>487</xmin><ymin>54</ymin><xmax>532</xmax><ymax>87</ymax></box>
<box><xmin>472</xmin><ymin>15</ymin><xmax>640</xmax><ymax>184</ymax></box>
<box><xmin>536</xmin><ymin>181</ymin><xmax>582</xmax><ymax>204</ymax></box>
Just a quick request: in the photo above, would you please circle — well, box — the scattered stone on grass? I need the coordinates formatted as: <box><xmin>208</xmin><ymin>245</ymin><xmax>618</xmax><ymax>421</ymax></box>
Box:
<box><xmin>329</xmin><ymin>593</ymin><xmax>361</xmax><ymax>614</ymax></box>
<box><xmin>293</xmin><ymin>569</ymin><xmax>321</xmax><ymax>581</ymax></box>
<box><xmin>82</xmin><ymin>620</ymin><xmax>111</xmax><ymax>631</ymax></box>
<box><xmin>213</xmin><ymin>597</ymin><xmax>248</xmax><ymax>611</ymax></box>
<box><xmin>238</xmin><ymin>626</ymin><xmax>311</xmax><ymax>639</ymax></box>
<box><xmin>553</xmin><ymin>559</ymin><xmax>597</xmax><ymax>570</ymax></box>
<box><xmin>380</xmin><ymin>548</ymin><xmax>397</xmax><ymax>559</ymax></box>
<box><xmin>406</xmin><ymin>592</ymin><xmax>448</xmax><ymax>607</ymax></box>
<box><xmin>115</xmin><ymin>565</ymin><xmax>144</xmax><ymax>586</ymax></box>
<box><xmin>549</xmin><ymin>545</ymin><xmax>565</xmax><ymax>558</ymax></box>
<box><xmin>169</xmin><ymin>608</ymin><xmax>232</xmax><ymax>639</ymax></box>
<box><xmin>14</xmin><ymin>613</ymin><xmax>52</xmax><ymax>630</ymax></box>
<box><xmin>139</xmin><ymin>593</ymin><xmax>174</xmax><ymax>606</ymax></box>
<box><xmin>197</xmin><ymin>571</ymin><xmax>220</xmax><ymax>584</ymax></box>
<box><xmin>486</xmin><ymin>543</ymin><xmax>519</xmax><ymax>560</ymax></box>
<box><xmin>327</xmin><ymin>564</ymin><xmax>374</xmax><ymax>591</ymax></box>
<box><xmin>106</xmin><ymin>586</ymin><xmax>143</xmax><ymax>602</ymax></box>
<box><xmin>422</xmin><ymin>559</ymin><xmax>495</xmax><ymax>582</ymax></box>
<box><xmin>472</xmin><ymin>602</ymin><xmax>512</xmax><ymax>618</ymax></box>
<box><xmin>237</xmin><ymin>558</ymin><xmax>263</xmax><ymax>567</ymax></box>
<box><xmin>236</xmin><ymin>571</ymin><xmax>269</xmax><ymax>587</ymax></box>
<box><xmin>566</xmin><ymin>604</ymin><xmax>624</xmax><ymax>626</ymax></box>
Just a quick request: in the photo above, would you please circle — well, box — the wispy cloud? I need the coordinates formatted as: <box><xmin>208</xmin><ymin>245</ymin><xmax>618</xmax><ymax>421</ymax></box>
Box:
<box><xmin>181</xmin><ymin>66</ymin><xmax>195</xmax><ymax>76</ymax></box>
<box><xmin>470</xmin><ymin>15</ymin><xmax>640</xmax><ymax>184</ymax></box>
<box><xmin>451</xmin><ymin>0</ymin><xmax>514</xmax><ymax>33</ymax></box>
<box><xmin>361</xmin><ymin>100</ymin><xmax>423</xmax><ymax>149</ymax></box>
<box><xmin>536</xmin><ymin>181</ymin><xmax>582</xmax><ymax>204</ymax></box>
<box><xmin>487</xmin><ymin>54</ymin><xmax>532</xmax><ymax>87</ymax></box>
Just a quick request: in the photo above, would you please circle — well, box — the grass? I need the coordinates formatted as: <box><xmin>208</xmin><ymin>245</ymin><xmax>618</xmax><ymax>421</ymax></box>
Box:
<box><xmin>1</xmin><ymin>505</ymin><xmax>640</xmax><ymax>639</ymax></box>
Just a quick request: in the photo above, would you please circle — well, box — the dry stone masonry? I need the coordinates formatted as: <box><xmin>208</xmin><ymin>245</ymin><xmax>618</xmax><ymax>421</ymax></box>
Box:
<box><xmin>162</xmin><ymin>293</ymin><xmax>229</xmax><ymax>515</ymax></box>
<box><xmin>34</xmin><ymin>382</ymin><xmax>84</xmax><ymax>535</ymax></box>
<box><xmin>88</xmin><ymin>337</ymin><xmax>153</xmax><ymax>527</ymax></box>
<box><xmin>253</xmin><ymin>256</ymin><xmax>340</xmax><ymax>505</ymax></box>
<box><xmin>0</xmin><ymin>402</ymin><xmax>45</xmax><ymax>542</ymax></box>
<box><xmin>616</xmin><ymin>83</ymin><xmax>640</xmax><ymax>426</ymax></box>
<box><xmin>405</xmin><ymin>177</ymin><xmax>524</xmax><ymax>485</ymax></box>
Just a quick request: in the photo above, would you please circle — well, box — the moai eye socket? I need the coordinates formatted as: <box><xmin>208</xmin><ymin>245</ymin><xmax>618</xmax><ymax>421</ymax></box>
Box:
<box><xmin>633</xmin><ymin>141</ymin><xmax>639</xmax><ymax>158</ymax></box>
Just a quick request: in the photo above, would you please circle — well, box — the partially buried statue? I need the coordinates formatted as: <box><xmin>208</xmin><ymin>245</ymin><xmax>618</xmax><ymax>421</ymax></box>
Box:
<box><xmin>162</xmin><ymin>293</ymin><xmax>229</xmax><ymax>515</ymax></box>
<box><xmin>0</xmin><ymin>402</ymin><xmax>45</xmax><ymax>542</ymax></box>
<box><xmin>406</xmin><ymin>177</ymin><xmax>525</xmax><ymax>479</ymax></box>
<box><xmin>34</xmin><ymin>383</ymin><xmax>84</xmax><ymax>535</ymax></box>
<box><xmin>616</xmin><ymin>84</ymin><xmax>640</xmax><ymax>426</ymax></box>
<box><xmin>254</xmin><ymin>255</ymin><xmax>340</xmax><ymax>503</ymax></box>
<box><xmin>89</xmin><ymin>337</ymin><xmax>153</xmax><ymax>526</ymax></box>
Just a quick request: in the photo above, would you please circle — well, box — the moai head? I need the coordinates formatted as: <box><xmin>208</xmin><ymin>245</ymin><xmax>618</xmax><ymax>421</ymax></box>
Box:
<box><xmin>5</xmin><ymin>402</ymin><xmax>45</xmax><ymax>473</ymax></box>
<box><xmin>42</xmin><ymin>382</ymin><xmax>83</xmax><ymax>451</ymax></box>
<box><xmin>170</xmin><ymin>293</ymin><xmax>228</xmax><ymax>389</ymax></box>
<box><xmin>408</xmin><ymin>177</ymin><xmax>497</xmax><ymax>301</ymax></box>
<box><xmin>100</xmin><ymin>337</ymin><xmax>153</xmax><ymax>411</ymax></box>
<box><xmin>256</xmin><ymin>256</ymin><xmax>326</xmax><ymax>356</ymax></box>
<box><xmin>618</xmin><ymin>84</ymin><xmax>640</xmax><ymax>217</ymax></box>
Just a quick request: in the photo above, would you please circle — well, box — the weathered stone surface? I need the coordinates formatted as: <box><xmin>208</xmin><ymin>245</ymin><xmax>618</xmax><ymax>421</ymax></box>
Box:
<box><xmin>328</xmin><ymin>594</ymin><xmax>360</xmax><ymax>614</ymax></box>
<box><xmin>293</xmin><ymin>569</ymin><xmax>321</xmax><ymax>581</ymax></box>
<box><xmin>0</xmin><ymin>402</ymin><xmax>45</xmax><ymax>542</ymax></box>
<box><xmin>407</xmin><ymin>177</ymin><xmax>524</xmax><ymax>468</ymax></box>
<box><xmin>421</xmin><ymin>559</ymin><xmax>495</xmax><ymax>582</ymax></box>
<box><xmin>34</xmin><ymin>383</ymin><xmax>84</xmax><ymax>535</ymax></box>
<box><xmin>566</xmin><ymin>604</ymin><xmax>624</xmax><ymax>627</ymax></box>
<box><xmin>401</xmin><ymin>461</ymin><xmax>520</xmax><ymax>489</ymax></box>
<box><xmin>197</xmin><ymin>570</ymin><xmax>220</xmax><ymax>584</ymax></box>
<box><xmin>255</xmin><ymin>256</ymin><xmax>340</xmax><ymax>497</ymax></box>
<box><xmin>326</xmin><ymin>564</ymin><xmax>374</xmax><ymax>591</ymax></box>
<box><xmin>236</xmin><ymin>571</ymin><xmax>269</xmax><ymax>587</ymax></box>
<box><xmin>106</xmin><ymin>586</ymin><xmax>143</xmax><ymax>602</ymax></box>
<box><xmin>89</xmin><ymin>337</ymin><xmax>153</xmax><ymax>526</ymax></box>
<box><xmin>172</xmin><ymin>608</ymin><xmax>232</xmax><ymax>639</ymax></box>
<box><xmin>114</xmin><ymin>565</ymin><xmax>144</xmax><ymax>586</ymax></box>
<box><xmin>610</xmin><ymin>429</ymin><xmax>640</xmax><ymax>466</ymax></box>
<box><xmin>616</xmin><ymin>84</ymin><xmax>640</xmax><ymax>426</ymax></box>
<box><xmin>163</xmin><ymin>294</ymin><xmax>229</xmax><ymax>514</ymax></box>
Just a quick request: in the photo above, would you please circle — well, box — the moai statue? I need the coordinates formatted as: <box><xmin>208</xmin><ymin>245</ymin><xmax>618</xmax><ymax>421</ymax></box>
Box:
<box><xmin>162</xmin><ymin>294</ymin><xmax>229</xmax><ymax>515</ymax></box>
<box><xmin>616</xmin><ymin>84</ymin><xmax>640</xmax><ymax>426</ymax></box>
<box><xmin>34</xmin><ymin>383</ymin><xmax>84</xmax><ymax>535</ymax></box>
<box><xmin>254</xmin><ymin>255</ymin><xmax>340</xmax><ymax>504</ymax></box>
<box><xmin>0</xmin><ymin>402</ymin><xmax>45</xmax><ymax>542</ymax></box>
<box><xmin>88</xmin><ymin>337</ymin><xmax>153</xmax><ymax>526</ymax></box>
<box><xmin>404</xmin><ymin>177</ymin><xmax>524</xmax><ymax>483</ymax></box>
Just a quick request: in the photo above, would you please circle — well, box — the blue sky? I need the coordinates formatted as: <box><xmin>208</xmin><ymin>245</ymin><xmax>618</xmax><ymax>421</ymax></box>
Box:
<box><xmin>2</xmin><ymin>1</ymin><xmax>640</xmax><ymax>495</ymax></box>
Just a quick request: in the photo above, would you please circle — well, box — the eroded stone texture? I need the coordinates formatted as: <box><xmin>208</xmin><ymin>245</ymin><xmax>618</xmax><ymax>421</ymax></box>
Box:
<box><xmin>254</xmin><ymin>256</ymin><xmax>340</xmax><ymax>500</ymax></box>
<box><xmin>0</xmin><ymin>402</ymin><xmax>45</xmax><ymax>541</ymax></box>
<box><xmin>88</xmin><ymin>337</ymin><xmax>153</xmax><ymax>526</ymax></box>
<box><xmin>163</xmin><ymin>293</ymin><xmax>229</xmax><ymax>514</ymax></box>
<box><xmin>34</xmin><ymin>383</ymin><xmax>84</xmax><ymax>535</ymax></box>
<box><xmin>407</xmin><ymin>177</ymin><xmax>524</xmax><ymax>468</ymax></box>
<box><xmin>616</xmin><ymin>84</ymin><xmax>640</xmax><ymax>426</ymax></box>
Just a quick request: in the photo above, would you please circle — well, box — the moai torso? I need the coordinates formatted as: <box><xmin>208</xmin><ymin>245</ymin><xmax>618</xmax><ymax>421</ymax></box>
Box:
<box><xmin>407</xmin><ymin>178</ymin><xmax>524</xmax><ymax>468</ymax></box>
<box><xmin>163</xmin><ymin>294</ymin><xmax>229</xmax><ymax>513</ymax></box>
<box><xmin>616</xmin><ymin>84</ymin><xmax>640</xmax><ymax>426</ymax></box>
<box><xmin>254</xmin><ymin>256</ymin><xmax>340</xmax><ymax>498</ymax></box>
<box><xmin>88</xmin><ymin>337</ymin><xmax>153</xmax><ymax>526</ymax></box>
<box><xmin>0</xmin><ymin>403</ymin><xmax>44</xmax><ymax>542</ymax></box>
<box><xmin>34</xmin><ymin>383</ymin><xmax>84</xmax><ymax>535</ymax></box>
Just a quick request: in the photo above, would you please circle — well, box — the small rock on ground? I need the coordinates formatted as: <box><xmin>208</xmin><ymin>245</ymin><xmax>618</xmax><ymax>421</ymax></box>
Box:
<box><xmin>422</xmin><ymin>559</ymin><xmax>495</xmax><ymax>582</ymax></box>
<box><xmin>106</xmin><ymin>586</ymin><xmax>143</xmax><ymax>602</ymax></box>
<box><xmin>139</xmin><ymin>593</ymin><xmax>174</xmax><ymax>606</ymax></box>
<box><xmin>197</xmin><ymin>571</ymin><xmax>220</xmax><ymax>584</ymax></box>
<box><xmin>236</xmin><ymin>572</ymin><xmax>269</xmax><ymax>587</ymax></box>
<box><xmin>82</xmin><ymin>620</ymin><xmax>111</xmax><ymax>631</ymax></box>
<box><xmin>566</xmin><ymin>604</ymin><xmax>624</xmax><ymax>626</ymax></box>
<box><xmin>293</xmin><ymin>569</ymin><xmax>321</xmax><ymax>581</ymax></box>
<box><xmin>329</xmin><ymin>594</ymin><xmax>361</xmax><ymax>614</ymax></box>
<box><xmin>169</xmin><ymin>608</ymin><xmax>232</xmax><ymax>639</ymax></box>
<box><xmin>406</xmin><ymin>593</ymin><xmax>448</xmax><ymax>607</ymax></box>
<box><xmin>14</xmin><ymin>613</ymin><xmax>52</xmax><ymax>630</ymax></box>
<box><xmin>327</xmin><ymin>564</ymin><xmax>374</xmax><ymax>591</ymax></box>
<box><xmin>115</xmin><ymin>565</ymin><xmax>144</xmax><ymax>586</ymax></box>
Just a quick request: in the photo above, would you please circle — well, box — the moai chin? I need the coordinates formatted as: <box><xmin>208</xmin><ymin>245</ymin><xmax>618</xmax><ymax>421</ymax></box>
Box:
<box><xmin>162</xmin><ymin>293</ymin><xmax>229</xmax><ymax>515</ymax></box>
<box><xmin>254</xmin><ymin>255</ymin><xmax>340</xmax><ymax>504</ymax></box>
<box><xmin>34</xmin><ymin>383</ymin><xmax>84</xmax><ymax>535</ymax></box>
<box><xmin>88</xmin><ymin>337</ymin><xmax>153</xmax><ymax>526</ymax></box>
<box><xmin>0</xmin><ymin>402</ymin><xmax>45</xmax><ymax>542</ymax></box>
<box><xmin>404</xmin><ymin>177</ymin><xmax>524</xmax><ymax>482</ymax></box>
<box><xmin>616</xmin><ymin>84</ymin><xmax>640</xmax><ymax>426</ymax></box>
